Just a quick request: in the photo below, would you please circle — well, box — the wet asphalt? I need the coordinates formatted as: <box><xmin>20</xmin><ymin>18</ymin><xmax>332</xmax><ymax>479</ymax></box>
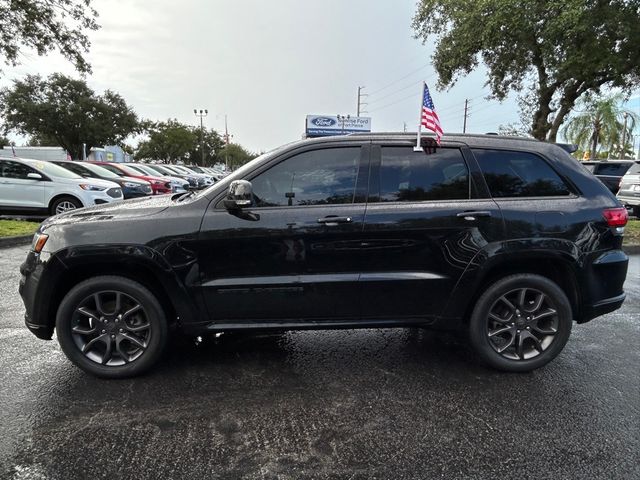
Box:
<box><xmin>0</xmin><ymin>244</ymin><xmax>638</xmax><ymax>480</ymax></box>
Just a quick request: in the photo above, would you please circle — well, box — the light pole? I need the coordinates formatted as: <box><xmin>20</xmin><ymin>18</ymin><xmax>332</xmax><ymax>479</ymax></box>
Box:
<box><xmin>337</xmin><ymin>114</ymin><xmax>351</xmax><ymax>134</ymax></box>
<box><xmin>194</xmin><ymin>108</ymin><xmax>208</xmax><ymax>166</ymax></box>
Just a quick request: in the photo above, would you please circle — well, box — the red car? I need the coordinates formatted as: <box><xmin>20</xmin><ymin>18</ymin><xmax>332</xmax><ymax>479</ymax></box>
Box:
<box><xmin>89</xmin><ymin>162</ymin><xmax>172</xmax><ymax>195</ymax></box>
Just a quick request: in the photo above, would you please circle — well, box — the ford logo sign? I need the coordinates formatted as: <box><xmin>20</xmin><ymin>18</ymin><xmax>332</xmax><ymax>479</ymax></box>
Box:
<box><xmin>311</xmin><ymin>117</ymin><xmax>337</xmax><ymax>127</ymax></box>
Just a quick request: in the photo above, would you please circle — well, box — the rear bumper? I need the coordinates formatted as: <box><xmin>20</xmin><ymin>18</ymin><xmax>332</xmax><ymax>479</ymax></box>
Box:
<box><xmin>578</xmin><ymin>292</ymin><xmax>626</xmax><ymax>324</ymax></box>
<box><xmin>617</xmin><ymin>194</ymin><xmax>640</xmax><ymax>207</ymax></box>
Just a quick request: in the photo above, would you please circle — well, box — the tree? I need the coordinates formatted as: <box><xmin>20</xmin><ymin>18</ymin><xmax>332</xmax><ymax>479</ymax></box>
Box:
<box><xmin>0</xmin><ymin>135</ymin><xmax>10</xmax><ymax>149</ymax></box>
<box><xmin>136</xmin><ymin>120</ymin><xmax>226</xmax><ymax>165</ymax></box>
<box><xmin>218</xmin><ymin>143</ymin><xmax>256</xmax><ymax>170</ymax></box>
<box><xmin>562</xmin><ymin>94</ymin><xmax>638</xmax><ymax>159</ymax></box>
<box><xmin>412</xmin><ymin>0</ymin><xmax>640</xmax><ymax>141</ymax></box>
<box><xmin>186</xmin><ymin>128</ymin><xmax>225</xmax><ymax>166</ymax></box>
<box><xmin>0</xmin><ymin>74</ymin><xmax>139</xmax><ymax>159</ymax></box>
<box><xmin>0</xmin><ymin>0</ymin><xmax>99</xmax><ymax>75</ymax></box>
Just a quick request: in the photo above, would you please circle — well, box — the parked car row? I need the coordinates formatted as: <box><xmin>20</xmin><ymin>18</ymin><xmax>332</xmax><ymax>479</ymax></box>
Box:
<box><xmin>582</xmin><ymin>160</ymin><xmax>640</xmax><ymax>218</ymax></box>
<box><xmin>0</xmin><ymin>156</ymin><xmax>226</xmax><ymax>216</ymax></box>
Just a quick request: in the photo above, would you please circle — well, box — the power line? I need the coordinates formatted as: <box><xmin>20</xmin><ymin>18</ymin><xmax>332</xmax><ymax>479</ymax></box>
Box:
<box><xmin>368</xmin><ymin>90</ymin><xmax>421</xmax><ymax>113</ymax></box>
<box><xmin>368</xmin><ymin>80</ymin><xmax>424</xmax><ymax>105</ymax></box>
<box><xmin>368</xmin><ymin>62</ymin><xmax>433</xmax><ymax>96</ymax></box>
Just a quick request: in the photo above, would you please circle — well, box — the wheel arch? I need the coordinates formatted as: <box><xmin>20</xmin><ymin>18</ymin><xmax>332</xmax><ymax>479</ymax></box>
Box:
<box><xmin>444</xmin><ymin>252</ymin><xmax>581</xmax><ymax>325</ymax></box>
<box><xmin>44</xmin><ymin>249</ymin><xmax>203</xmax><ymax>333</ymax></box>
<box><xmin>48</xmin><ymin>193</ymin><xmax>84</xmax><ymax>213</ymax></box>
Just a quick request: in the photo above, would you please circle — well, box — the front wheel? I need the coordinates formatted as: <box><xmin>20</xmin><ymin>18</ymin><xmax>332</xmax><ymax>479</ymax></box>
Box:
<box><xmin>56</xmin><ymin>276</ymin><xmax>168</xmax><ymax>378</ymax></box>
<box><xmin>469</xmin><ymin>274</ymin><xmax>572</xmax><ymax>372</ymax></box>
<box><xmin>51</xmin><ymin>196</ymin><xmax>82</xmax><ymax>215</ymax></box>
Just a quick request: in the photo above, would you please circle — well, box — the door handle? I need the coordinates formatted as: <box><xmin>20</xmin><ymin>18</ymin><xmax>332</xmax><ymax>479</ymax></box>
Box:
<box><xmin>317</xmin><ymin>216</ymin><xmax>352</xmax><ymax>225</ymax></box>
<box><xmin>456</xmin><ymin>210</ymin><xmax>492</xmax><ymax>220</ymax></box>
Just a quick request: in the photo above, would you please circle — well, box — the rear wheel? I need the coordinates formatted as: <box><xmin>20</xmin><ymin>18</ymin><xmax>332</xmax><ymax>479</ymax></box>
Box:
<box><xmin>469</xmin><ymin>274</ymin><xmax>572</xmax><ymax>372</ymax></box>
<box><xmin>56</xmin><ymin>276</ymin><xmax>168</xmax><ymax>378</ymax></box>
<box><xmin>633</xmin><ymin>206</ymin><xmax>640</xmax><ymax>219</ymax></box>
<box><xmin>51</xmin><ymin>196</ymin><xmax>82</xmax><ymax>215</ymax></box>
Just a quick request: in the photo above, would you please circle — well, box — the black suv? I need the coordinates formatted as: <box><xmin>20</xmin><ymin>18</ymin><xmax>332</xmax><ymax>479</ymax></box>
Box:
<box><xmin>19</xmin><ymin>133</ymin><xmax>629</xmax><ymax>377</ymax></box>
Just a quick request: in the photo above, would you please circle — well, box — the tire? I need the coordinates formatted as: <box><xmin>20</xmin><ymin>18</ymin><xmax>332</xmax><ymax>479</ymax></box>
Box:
<box><xmin>50</xmin><ymin>195</ymin><xmax>82</xmax><ymax>215</ymax></box>
<box><xmin>56</xmin><ymin>276</ymin><xmax>168</xmax><ymax>378</ymax></box>
<box><xmin>633</xmin><ymin>206</ymin><xmax>640</xmax><ymax>220</ymax></box>
<box><xmin>469</xmin><ymin>274</ymin><xmax>572</xmax><ymax>372</ymax></box>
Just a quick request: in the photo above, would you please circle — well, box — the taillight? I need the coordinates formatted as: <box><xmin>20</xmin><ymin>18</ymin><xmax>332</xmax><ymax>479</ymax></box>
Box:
<box><xmin>602</xmin><ymin>207</ymin><xmax>628</xmax><ymax>227</ymax></box>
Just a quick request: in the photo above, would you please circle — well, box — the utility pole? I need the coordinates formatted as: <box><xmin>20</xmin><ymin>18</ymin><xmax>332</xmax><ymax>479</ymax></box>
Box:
<box><xmin>223</xmin><ymin>114</ymin><xmax>233</xmax><ymax>170</ymax></box>
<box><xmin>463</xmin><ymin>99</ymin><xmax>469</xmax><ymax>134</ymax></box>
<box><xmin>357</xmin><ymin>86</ymin><xmax>367</xmax><ymax>117</ymax></box>
<box><xmin>621</xmin><ymin>111</ymin><xmax>629</xmax><ymax>159</ymax></box>
<box><xmin>403</xmin><ymin>122</ymin><xmax>407</xmax><ymax>132</ymax></box>
<box><xmin>194</xmin><ymin>108</ymin><xmax>208</xmax><ymax>166</ymax></box>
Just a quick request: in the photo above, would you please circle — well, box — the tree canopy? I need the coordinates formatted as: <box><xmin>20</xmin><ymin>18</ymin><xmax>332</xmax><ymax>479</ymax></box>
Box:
<box><xmin>135</xmin><ymin>120</ymin><xmax>225</xmax><ymax>165</ymax></box>
<box><xmin>218</xmin><ymin>143</ymin><xmax>257</xmax><ymax>169</ymax></box>
<box><xmin>0</xmin><ymin>73</ymin><xmax>139</xmax><ymax>159</ymax></box>
<box><xmin>413</xmin><ymin>0</ymin><xmax>640</xmax><ymax>141</ymax></box>
<box><xmin>0</xmin><ymin>0</ymin><xmax>99</xmax><ymax>75</ymax></box>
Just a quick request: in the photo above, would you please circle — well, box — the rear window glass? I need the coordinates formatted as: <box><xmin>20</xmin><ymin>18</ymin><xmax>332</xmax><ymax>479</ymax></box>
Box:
<box><xmin>473</xmin><ymin>149</ymin><xmax>570</xmax><ymax>198</ymax></box>
<box><xmin>377</xmin><ymin>147</ymin><xmax>470</xmax><ymax>202</ymax></box>
<box><xmin>594</xmin><ymin>163</ymin><xmax>632</xmax><ymax>176</ymax></box>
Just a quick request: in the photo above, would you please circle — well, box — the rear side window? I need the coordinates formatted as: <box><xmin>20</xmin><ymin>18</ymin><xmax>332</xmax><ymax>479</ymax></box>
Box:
<box><xmin>594</xmin><ymin>163</ymin><xmax>632</xmax><ymax>176</ymax></box>
<box><xmin>377</xmin><ymin>147</ymin><xmax>470</xmax><ymax>202</ymax></box>
<box><xmin>473</xmin><ymin>149</ymin><xmax>570</xmax><ymax>198</ymax></box>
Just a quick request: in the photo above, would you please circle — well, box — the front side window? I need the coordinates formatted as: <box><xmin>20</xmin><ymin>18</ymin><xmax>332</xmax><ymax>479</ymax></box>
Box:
<box><xmin>0</xmin><ymin>160</ymin><xmax>36</xmax><ymax>179</ymax></box>
<box><xmin>251</xmin><ymin>147</ymin><xmax>360</xmax><ymax>207</ymax></box>
<box><xmin>473</xmin><ymin>149</ymin><xmax>571</xmax><ymax>198</ymax></box>
<box><xmin>377</xmin><ymin>147</ymin><xmax>470</xmax><ymax>202</ymax></box>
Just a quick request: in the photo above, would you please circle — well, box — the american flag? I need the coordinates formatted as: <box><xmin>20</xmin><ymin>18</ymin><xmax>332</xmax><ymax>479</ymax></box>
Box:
<box><xmin>421</xmin><ymin>83</ymin><xmax>443</xmax><ymax>144</ymax></box>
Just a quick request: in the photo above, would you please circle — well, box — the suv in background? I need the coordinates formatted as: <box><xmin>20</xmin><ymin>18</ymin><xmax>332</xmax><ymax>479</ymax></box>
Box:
<box><xmin>20</xmin><ymin>133</ymin><xmax>629</xmax><ymax>378</ymax></box>
<box><xmin>89</xmin><ymin>161</ymin><xmax>177</xmax><ymax>195</ymax></box>
<box><xmin>51</xmin><ymin>161</ymin><xmax>153</xmax><ymax>199</ymax></box>
<box><xmin>582</xmin><ymin>160</ymin><xmax>634</xmax><ymax>194</ymax></box>
<box><xmin>617</xmin><ymin>160</ymin><xmax>640</xmax><ymax>218</ymax></box>
<box><xmin>1</xmin><ymin>156</ymin><xmax>123</xmax><ymax>215</ymax></box>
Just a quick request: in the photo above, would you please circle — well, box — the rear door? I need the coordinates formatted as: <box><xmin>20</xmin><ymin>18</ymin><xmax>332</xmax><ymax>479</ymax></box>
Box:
<box><xmin>359</xmin><ymin>142</ymin><xmax>504</xmax><ymax>321</ymax></box>
<box><xmin>0</xmin><ymin>159</ymin><xmax>46</xmax><ymax>208</ymax></box>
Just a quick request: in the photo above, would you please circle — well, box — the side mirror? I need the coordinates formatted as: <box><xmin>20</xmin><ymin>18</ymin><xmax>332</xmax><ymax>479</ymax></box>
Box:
<box><xmin>223</xmin><ymin>180</ymin><xmax>253</xmax><ymax>210</ymax></box>
<box><xmin>27</xmin><ymin>173</ymin><xmax>43</xmax><ymax>180</ymax></box>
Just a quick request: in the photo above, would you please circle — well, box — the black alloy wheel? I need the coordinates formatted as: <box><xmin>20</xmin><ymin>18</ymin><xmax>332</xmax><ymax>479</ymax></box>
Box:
<box><xmin>469</xmin><ymin>274</ymin><xmax>572</xmax><ymax>372</ymax></box>
<box><xmin>56</xmin><ymin>276</ymin><xmax>168</xmax><ymax>378</ymax></box>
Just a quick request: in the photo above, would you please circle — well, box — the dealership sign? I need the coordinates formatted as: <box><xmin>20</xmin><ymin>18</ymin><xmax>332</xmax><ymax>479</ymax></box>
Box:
<box><xmin>306</xmin><ymin>115</ymin><xmax>372</xmax><ymax>137</ymax></box>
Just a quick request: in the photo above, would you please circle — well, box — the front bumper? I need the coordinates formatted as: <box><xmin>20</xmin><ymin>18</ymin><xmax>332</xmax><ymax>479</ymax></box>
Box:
<box><xmin>79</xmin><ymin>189</ymin><xmax>124</xmax><ymax>206</ymax></box>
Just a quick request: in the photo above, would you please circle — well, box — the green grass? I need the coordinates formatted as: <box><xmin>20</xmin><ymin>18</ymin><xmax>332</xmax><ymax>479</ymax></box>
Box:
<box><xmin>0</xmin><ymin>220</ymin><xmax>40</xmax><ymax>238</ymax></box>
<box><xmin>625</xmin><ymin>219</ymin><xmax>640</xmax><ymax>245</ymax></box>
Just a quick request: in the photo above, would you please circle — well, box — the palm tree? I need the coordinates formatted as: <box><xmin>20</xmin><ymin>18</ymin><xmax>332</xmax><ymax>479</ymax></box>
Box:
<box><xmin>562</xmin><ymin>94</ymin><xmax>637</xmax><ymax>160</ymax></box>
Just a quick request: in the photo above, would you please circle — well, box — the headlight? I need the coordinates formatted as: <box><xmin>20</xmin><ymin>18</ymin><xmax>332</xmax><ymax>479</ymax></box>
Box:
<box><xmin>151</xmin><ymin>180</ymin><xmax>165</xmax><ymax>186</ymax></box>
<box><xmin>79</xmin><ymin>184</ymin><xmax>107</xmax><ymax>191</ymax></box>
<box><xmin>31</xmin><ymin>232</ymin><xmax>49</xmax><ymax>253</ymax></box>
<box><xmin>123</xmin><ymin>182</ymin><xmax>140</xmax><ymax>188</ymax></box>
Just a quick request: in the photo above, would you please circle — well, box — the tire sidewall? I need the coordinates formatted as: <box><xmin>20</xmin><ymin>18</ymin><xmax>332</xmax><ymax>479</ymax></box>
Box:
<box><xmin>56</xmin><ymin>276</ymin><xmax>168</xmax><ymax>378</ymax></box>
<box><xmin>469</xmin><ymin>274</ymin><xmax>573</xmax><ymax>372</ymax></box>
<box><xmin>51</xmin><ymin>196</ymin><xmax>82</xmax><ymax>216</ymax></box>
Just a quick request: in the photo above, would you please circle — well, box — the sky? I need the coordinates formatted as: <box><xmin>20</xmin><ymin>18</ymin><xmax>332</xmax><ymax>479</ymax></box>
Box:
<box><xmin>1</xmin><ymin>0</ymin><xmax>637</xmax><ymax>154</ymax></box>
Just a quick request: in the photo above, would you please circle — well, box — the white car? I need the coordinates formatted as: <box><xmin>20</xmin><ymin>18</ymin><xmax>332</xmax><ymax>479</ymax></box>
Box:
<box><xmin>0</xmin><ymin>156</ymin><xmax>124</xmax><ymax>216</ymax></box>
<box><xmin>616</xmin><ymin>160</ymin><xmax>640</xmax><ymax>219</ymax></box>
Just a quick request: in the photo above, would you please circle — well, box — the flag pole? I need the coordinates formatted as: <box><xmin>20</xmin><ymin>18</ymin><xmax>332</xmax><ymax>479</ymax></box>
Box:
<box><xmin>414</xmin><ymin>82</ymin><xmax>425</xmax><ymax>152</ymax></box>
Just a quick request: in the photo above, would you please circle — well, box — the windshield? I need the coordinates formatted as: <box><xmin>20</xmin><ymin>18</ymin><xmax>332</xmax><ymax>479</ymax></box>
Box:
<box><xmin>26</xmin><ymin>160</ymin><xmax>83</xmax><ymax>179</ymax></box>
<box><xmin>128</xmin><ymin>164</ymin><xmax>160</xmax><ymax>176</ymax></box>
<box><xmin>117</xmin><ymin>164</ymin><xmax>149</xmax><ymax>176</ymax></box>
<box><xmin>80</xmin><ymin>162</ymin><xmax>121</xmax><ymax>178</ymax></box>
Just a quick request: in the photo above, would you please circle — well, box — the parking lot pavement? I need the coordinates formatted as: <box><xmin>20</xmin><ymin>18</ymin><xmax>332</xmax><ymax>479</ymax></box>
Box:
<box><xmin>0</xmin><ymin>245</ymin><xmax>638</xmax><ymax>480</ymax></box>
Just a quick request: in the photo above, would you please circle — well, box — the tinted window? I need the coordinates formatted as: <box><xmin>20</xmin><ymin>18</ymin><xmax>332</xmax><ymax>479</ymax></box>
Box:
<box><xmin>0</xmin><ymin>160</ymin><xmax>36</xmax><ymax>179</ymax></box>
<box><xmin>473</xmin><ymin>149</ymin><xmax>570</xmax><ymax>197</ymax></box>
<box><xmin>378</xmin><ymin>147</ymin><xmax>469</xmax><ymax>202</ymax></box>
<box><xmin>27</xmin><ymin>160</ymin><xmax>82</xmax><ymax>179</ymax></box>
<box><xmin>595</xmin><ymin>163</ymin><xmax>632</xmax><ymax>176</ymax></box>
<box><xmin>94</xmin><ymin>164</ymin><xmax>125</xmax><ymax>176</ymax></box>
<box><xmin>54</xmin><ymin>162</ymin><xmax>90</xmax><ymax>177</ymax></box>
<box><xmin>252</xmin><ymin>147</ymin><xmax>359</xmax><ymax>207</ymax></box>
<box><xmin>627</xmin><ymin>163</ymin><xmax>640</xmax><ymax>175</ymax></box>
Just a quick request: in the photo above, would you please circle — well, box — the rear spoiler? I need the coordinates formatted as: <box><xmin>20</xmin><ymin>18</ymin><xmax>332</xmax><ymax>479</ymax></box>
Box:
<box><xmin>554</xmin><ymin>143</ymin><xmax>579</xmax><ymax>154</ymax></box>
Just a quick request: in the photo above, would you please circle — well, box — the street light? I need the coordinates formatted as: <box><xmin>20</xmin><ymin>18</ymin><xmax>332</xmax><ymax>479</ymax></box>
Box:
<box><xmin>337</xmin><ymin>114</ymin><xmax>351</xmax><ymax>134</ymax></box>
<box><xmin>194</xmin><ymin>108</ymin><xmax>208</xmax><ymax>166</ymax></box>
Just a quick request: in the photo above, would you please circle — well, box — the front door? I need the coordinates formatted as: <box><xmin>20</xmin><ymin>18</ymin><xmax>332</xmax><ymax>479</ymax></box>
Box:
<box><xmin>0</xmin><ymin>160</ymin><xmax>45</xmax><ymax>209</ymax></box>
<box><xmin>197</xmin><ymin>144</ymin><xmax>369</xmax><ymax>324</ymax></box>
<box><xmin>359</xmin><ymin>143</ymin><xmax>504</xmax><ymax>322</ymax></box>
